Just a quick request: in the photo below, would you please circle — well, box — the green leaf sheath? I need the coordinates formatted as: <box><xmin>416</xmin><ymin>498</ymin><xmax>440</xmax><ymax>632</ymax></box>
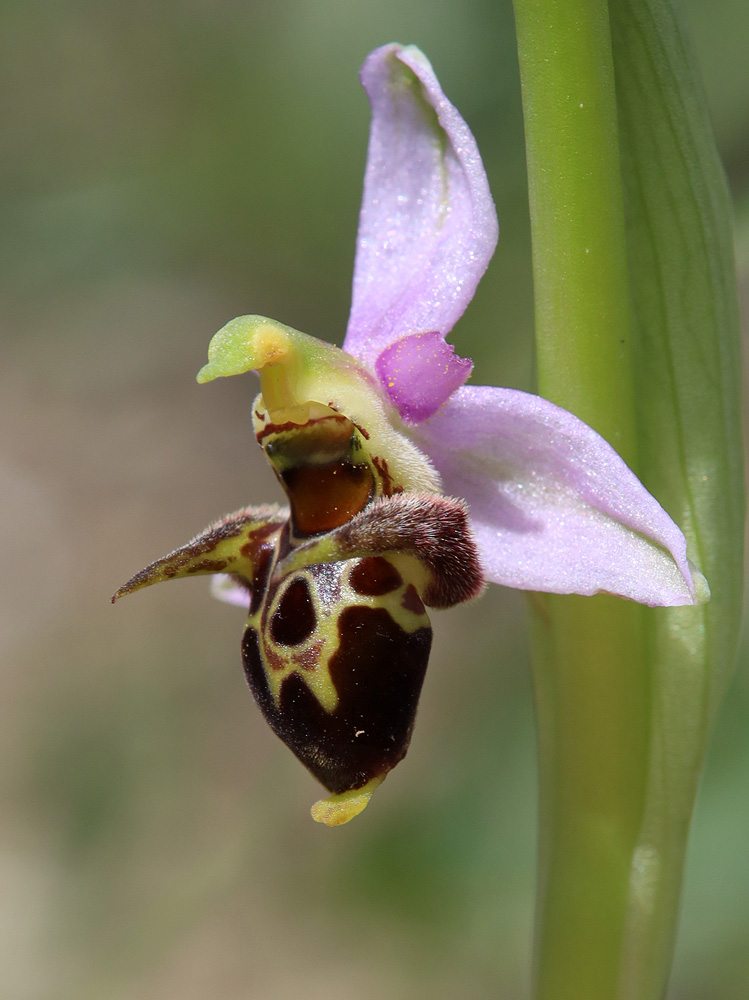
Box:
<box><xmin>513</xmin><ymin>0</ymin><xmax>744</xmax><ymax>998</ymax></box>
<box><xmin>611</xmin><ymin>1</ymin><xmax>744</xmax><ymax>995</ymax></box>
<box><xmin>611</xmin><ymin>0</ymin><xmax>743</xmax><ymax>719</ymax></box>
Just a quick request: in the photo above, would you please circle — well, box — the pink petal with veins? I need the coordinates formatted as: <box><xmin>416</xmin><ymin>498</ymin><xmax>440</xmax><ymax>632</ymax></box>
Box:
<box><xmin>412</xmin><ymin>386</ymin><xmax>704</xmax><ymax>606</ymax></box>
<box><xmin>344</xmin><ymin>44</ymin><xmax>498</xmax><ymax>375</ymax></box>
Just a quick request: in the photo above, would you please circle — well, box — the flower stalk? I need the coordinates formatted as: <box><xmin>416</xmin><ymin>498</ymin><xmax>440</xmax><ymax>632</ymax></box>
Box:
<box><xmin>513</xmin><ymin>0</ymin><xmax>743</xmax><ymax>997</ymax></box>
<box><xmin>513</xmin><ymin>0</ymin><xmax>638</xmax><ymax>461</ymax></box>
<box><xmin>513</xmin><ymin>1</ymin><xmax>651</xmax><ymax>994</ymax></box>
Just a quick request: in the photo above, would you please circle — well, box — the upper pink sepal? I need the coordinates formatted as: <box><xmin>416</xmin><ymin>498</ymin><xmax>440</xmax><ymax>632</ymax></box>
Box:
<box><xmin>344</xmin><ymin>44</ymin><xmax>498</xmax><ymax>372</ymax></box>
<box><xmin>412</xmin><ymin>386</ymin><xmax>706</xmax><ymax>607</ymax></box>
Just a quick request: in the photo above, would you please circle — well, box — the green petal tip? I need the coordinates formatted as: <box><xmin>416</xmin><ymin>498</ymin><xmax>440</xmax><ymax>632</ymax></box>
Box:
<box><xmin>196</xmin><ymin>315</ymin><xmax>294</xmax><ymax>384</ymax></box>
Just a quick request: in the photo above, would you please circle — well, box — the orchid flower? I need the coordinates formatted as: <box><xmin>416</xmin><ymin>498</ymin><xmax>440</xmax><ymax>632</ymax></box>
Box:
<box><xmin>114</xmin><ymin>43</ymin><xmax>707</xmax><ymax>827</ymax></box>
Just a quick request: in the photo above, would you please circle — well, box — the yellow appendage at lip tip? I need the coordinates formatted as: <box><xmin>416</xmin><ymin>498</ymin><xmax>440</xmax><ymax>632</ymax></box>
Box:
<box><xmin>310</xmin><ymin>776</ymin><xmax>385</xmax><ymax>827</ymax></box>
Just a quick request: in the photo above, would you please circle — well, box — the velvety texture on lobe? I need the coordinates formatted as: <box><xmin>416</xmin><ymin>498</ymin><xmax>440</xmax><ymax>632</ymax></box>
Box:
<box><xmin>344</xmin><ymin>43</ymin><xmax>498</xmax><ymax>380</ymax></box>
<box><xmin>413</xmin><ymin>386</ymin><xmax>703</xmax><ymax>606</ymax></box>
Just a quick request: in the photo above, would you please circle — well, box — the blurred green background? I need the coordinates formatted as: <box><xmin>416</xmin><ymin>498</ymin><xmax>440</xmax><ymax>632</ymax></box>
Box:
<box><xmin>1</xmin><ymin>2</ymin><xmax>746</xmax><ymax>997</ymax></box>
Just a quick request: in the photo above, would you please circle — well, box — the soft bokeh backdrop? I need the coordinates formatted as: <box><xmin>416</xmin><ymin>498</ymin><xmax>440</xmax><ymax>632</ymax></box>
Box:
<box><xmin>2</xmin><ymin>2</ymin><xmax>746</xmax><ymax>998</ymax></box>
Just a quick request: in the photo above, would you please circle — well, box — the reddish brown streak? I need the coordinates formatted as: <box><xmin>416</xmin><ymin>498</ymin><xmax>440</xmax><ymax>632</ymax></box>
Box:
<box><xmin>372</xmin><ymin>455</ymin><xmax>403</xmax><ymax>496</ymax></box>
<box><xmin>256</xmin><ymin>413</ymin><xmax>350</xmax><ymax>444</ymax></box>
<box><xmin>291</xmin><ymin>639</ymin><xmax>324</xmax><ymax>673</ymax></box>
<box><xmin>349</xmin><ymin>557</ymin><xmax>402</xmax><ymax>596</ymax></box>
<box><xmin>186</xmin><ymin>558</ymin><xmax>229</xmax><ymax>574</ymax></box>
<box><xmin>401</xmin><ymin>584</ymin><xmax>425</xmax><ymax>615</ymax></box>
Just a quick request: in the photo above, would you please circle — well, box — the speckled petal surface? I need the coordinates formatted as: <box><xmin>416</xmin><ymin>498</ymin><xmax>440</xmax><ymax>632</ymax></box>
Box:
<box><xmin>344</xmin><ymin>44</ymin><xmax>498</xmax><ymax>371</ymax></box>
<box><xmin>374</xmin><ymin>331</ymin><xmax>472</xmax><ymax>423</ymax></box>
<box><xmin>412</xmin><ymin>386</ymin><xmax>703</xmax><ymax>606</ymax></box>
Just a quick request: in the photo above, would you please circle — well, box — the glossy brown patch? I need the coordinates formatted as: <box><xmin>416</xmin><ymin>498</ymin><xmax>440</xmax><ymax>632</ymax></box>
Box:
<box><xmin>350</xmin><ymin>557</ymin><xmax>402</xmax><ymax>597</ymax></box>
<box><xmin>283</xmin><ymin>461</ymin><xmax>374</xmax><ymax>535</ymax></box>
<box><xmin>288</xmin><ymin>607</ymin><xmax>431</xmax><ymax>792</ymax></box>
<box><xmin>244</xmin><ymin>604</ymin><xmax>432</xmax><ymax>794</ymax></box>
<box><xmin>401</xmin><ymin>584</ymin><xmax>425</xmax><ymax>615</ymax></box>
<box><xmin>270</xmin><ymin>577</ymin><xmax>317</xmax><ymax>646</ymax></box>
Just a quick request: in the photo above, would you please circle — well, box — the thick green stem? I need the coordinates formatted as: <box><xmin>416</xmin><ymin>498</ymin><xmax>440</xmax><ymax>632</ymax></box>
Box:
<box><xmin>512</xmin><ymin>1</ymin><xmax>650</xmax><ymax>997</ymax></box>
<box><xmin>512</xmin><ymin>0</ymin><xmax>637</xmax><ymax>462</ymax></box>
<box><xmin>513</xmin><ymin>0</ymin><xmax>743</xmax><ymax>997</ymax></box>
<box><xmin>530</xmin><ymin>595</ymin><xmax>648</xmax><ymax>999</ymax></box>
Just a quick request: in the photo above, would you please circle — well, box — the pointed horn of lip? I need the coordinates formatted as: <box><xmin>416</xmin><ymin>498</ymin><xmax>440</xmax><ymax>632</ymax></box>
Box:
<box><xmin>112</xmin><ymin>505</ymin><xmax>287</xmax><ymax>603</ymax></box>
<box><xmin>111</xmin><ymin>546</ymin><xmax>233</xmax><ymax>603</ymax></box>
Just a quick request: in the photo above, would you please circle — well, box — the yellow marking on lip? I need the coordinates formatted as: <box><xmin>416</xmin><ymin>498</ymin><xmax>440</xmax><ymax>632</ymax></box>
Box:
<box><xmin>260</xmin><ymin>569</ymin><xmax>341</xmax><ymax>714</ymax></box>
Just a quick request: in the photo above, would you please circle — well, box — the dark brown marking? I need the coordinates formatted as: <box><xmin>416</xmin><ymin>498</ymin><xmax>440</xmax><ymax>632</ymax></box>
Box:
<box><xmin>292</xmin><ymin>608</ymin><xmax>431</xmax><ymax>792</ymax></box>
<box><xmin>401</xmin><ymin>583</ymin><xmax>426</xmax><ymax>615</ymax></box>
<box><xmin>372</xmin><ymin>455</ymin><xmax>395</xmax><ymax>496</ymax></box>
<box><xmin>282</xmin><ymin>461</ymin><xmax>374</xmax><ymax>535</ymax></box>
<box><xmin>240</xmin><ymin>519</ymin><xmax>288</xmax><ymax>557</ymax></box>
<box><xmin>186</xmin><ymin>558</ymin><xmax>228</xmax><ymax>574</ymax></box>
<box><xmin>242</xmin><ymin>626</ymin><xmax>271</xmax><ymax>702</ymax></box>
<box><xmin>242</xmin><ymin>600</ymin><xmax>433</xmax><ymax>794</ymax></box>
<box><xmin>270</xmin><ymin>577</ymin><xmax>317</xmax><ymax>646</ymax></box>
<box><xmin>350</xmin><ymin>556</ymin><xmax>402</xmax><ymax>597</ymax></box>
<box><xmin>248</xmin><ymin>544</ymin><xmax>277</xmax><ymax>616</ymax></box>
<box><xmin>261</xmin><ymin>643</ymin><xmax>287</xmax><ymax>673</ymax></box>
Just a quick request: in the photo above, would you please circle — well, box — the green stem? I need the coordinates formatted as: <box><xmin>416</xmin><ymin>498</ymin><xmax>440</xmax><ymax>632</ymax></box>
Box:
<box><xmin>530</xmin><ymin>595</ymin><xmax>648</xmax><ymax>1000</ymax></box>
<box><xmin>512</xmin><ymin>1</ymin><xmax>650</xmax><ymax>997</ymax></box>
<box><xmin>513</xmin><ymin>0</ymin><xmax>743</xmax><ymax>996</ymax></box>
<box><xmin>512</xmin><ymin>0</ymin><xmax>637</xmax><ymax>462</ymax></box>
